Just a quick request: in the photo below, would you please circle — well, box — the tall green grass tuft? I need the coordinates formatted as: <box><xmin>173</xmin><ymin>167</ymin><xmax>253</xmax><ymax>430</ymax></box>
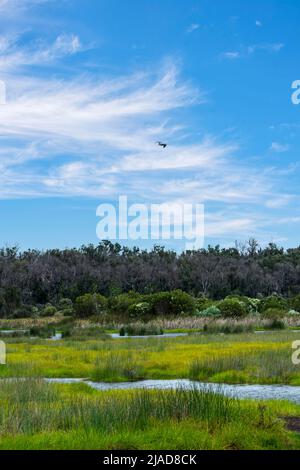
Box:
<box><xmin>120</xmin><ymin>323</ymin><xmax>163</xmax><ymax>336</ymax></box>
<box><xmin>91</xmin><ymin>353</ymin><xmax>145</xmax><ymax>382</ymax></box>
<box><xmin>0</xmin><ymin>379</ymin><xmax>242</xmax><ymax>436</ymax></box>
<box><xmin>203</xmin><ymin>321</ymin><xmax>255</xmax><ymax>334</ymax></box>
<box><xmin>189</xmin><ymin>348</ymin><xmax>297</xmax><ymax>384</ymax></box>
<box><xmin>0</xmin><ymin>379</ymin><xmax>297</xmax><ymax>450</ymax></box>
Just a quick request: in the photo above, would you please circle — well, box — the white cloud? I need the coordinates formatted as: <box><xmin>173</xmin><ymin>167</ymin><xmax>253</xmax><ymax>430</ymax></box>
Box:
<box><xmin>222</xmin><ymin>43</ymin><xmax>284</xmax><ymax>60</ymax></box>
<box><xmin>186</xmin><ymin>24</ymin><xmax>200</xmax><ymax>34</ymax></box>
<box><xmin>0</xmin><ymin>53</ymin><xmax>292</xmax><ymax>244</ymax></box>
<box><xmin>0</xmin><ymin>0</ymin><xmax>49</xmax><ymax>15</ymax></box>
<box><xmin>247</xmin><ymin>43</ymin><xmax>284</xmax><ymax>54</ymax></box>
<box><xmin>0</xmin><ymin>63</ymin><xmax>204</xmax><ymax>196</ymax></box>
<box><xmin>270</xmin><ymin>142</ymin><xmax>290</xmax><ymax>153</ymax></box>
<box><xmin>222</xmin><ymin>51</ymin><xmax>241</xmax><ymax>60</ymax></box>
<box><xmin>0</xmin><ymin>4</ymin><xmax>294</xmax><ymax>246</ymax></box>
<box><xmin>0</xmin><ymin>33</ymin><xmax>84</xmax><ymax>71</ymax></box>
<box><xmin>265</xmin><ymin>195</ymin><xmax>293</xmax><ymax>209</ymax></box>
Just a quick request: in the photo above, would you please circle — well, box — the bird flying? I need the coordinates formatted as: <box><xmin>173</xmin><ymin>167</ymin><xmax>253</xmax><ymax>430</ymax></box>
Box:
<box><xmin>156</xmin><ymin>141</ymin><xmax>168</xmax><ymax>148</ymax></box>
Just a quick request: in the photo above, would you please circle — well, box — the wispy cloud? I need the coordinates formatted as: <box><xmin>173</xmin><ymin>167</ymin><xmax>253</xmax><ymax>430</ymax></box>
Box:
<box><xmin>0</xmin><ymin>0</ymin><xmax>295</xmax><ymax>247</ymax></box>
<box><xmin>222</xmin><ymin>51</ymin><xmax>241</xmax><ymax>60</ymax></box>
<box><xmin>247</xmin><ymin>43</ymin><xmax>284</xmax><ymax>54</ymax></box>
<box><xmin>0</xmin><ymin>54</ymin><xmax>279</xmax><ymax>224</ymax></box>
<box><xmin>0</xmin><ymin>33</ymin><xmax>84</xmax><ymax>71</ymax></box>
<box><xmin>186</xmin><ymin>23</ymin><xmax>200</xmax><ymax>34</ymax></box>
<box><xmin>0</xmin><ymin>0</ymin><xmax>50</xmax><ymax>15</ymax></box>
<box><xmin>270</xmin><ymin>142</ymin><xmax>290</xmax><ymax>153</ymax></box>
<box><xmin>222</xmin><ymin>43</ymin><xmax>284</xmax><ymax>60</ymax></box>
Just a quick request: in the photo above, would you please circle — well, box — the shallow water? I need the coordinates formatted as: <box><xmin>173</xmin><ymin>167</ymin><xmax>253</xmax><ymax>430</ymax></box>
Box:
<box><xmin>0</xmin><ymin>330</ymin><xmax>29</xmax><ymax>335</ymax></box>
<box><xmin>44</xmin><ymin>378</ymin><xmax>300</xmax><ymax>404</ymax></box>
<box><xmin>45</xmin><ymin>378</ymin><xmax>87</xmax><ymax>384</ymax></box>
<box><xmin>109</xmin><ymin>333</ymin><xmax>188</xmax><ymax>339</ymax></box>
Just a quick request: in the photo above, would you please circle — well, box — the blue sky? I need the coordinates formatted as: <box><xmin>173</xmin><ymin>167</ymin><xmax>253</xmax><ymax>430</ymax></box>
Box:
<box><xmin>0</xmin><ymin>0</ymin><xmax>299</xmax><ymax>250</ymax></box>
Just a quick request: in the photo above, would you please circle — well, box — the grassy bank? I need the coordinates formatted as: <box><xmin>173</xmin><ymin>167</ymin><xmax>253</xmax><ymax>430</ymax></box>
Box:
<box><xmin>0</xmin><ymin>379</ymin><xmax>299</xmax><ymax>450</ymax></box>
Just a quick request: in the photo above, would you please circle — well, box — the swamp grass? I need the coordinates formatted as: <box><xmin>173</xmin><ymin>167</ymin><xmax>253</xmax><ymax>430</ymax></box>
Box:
<box><xmin>1</xmin><ymin>330</ymin><xmax>300</xmax><ymax>384</ymax></box>
<box><xmin>0</xmin><ymin>379</ymin><xmax>299</xmax><ymax>450</ymax></box>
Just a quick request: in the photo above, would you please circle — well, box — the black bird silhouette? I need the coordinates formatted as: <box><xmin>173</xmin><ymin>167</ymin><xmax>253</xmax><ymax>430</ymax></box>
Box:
<box><xmin>156</xmin><ymin>141</ymin><xmax>168</xmax><ymax>148</ymax></box>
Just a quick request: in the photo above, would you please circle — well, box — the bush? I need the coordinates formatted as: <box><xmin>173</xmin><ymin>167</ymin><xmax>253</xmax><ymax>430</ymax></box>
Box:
<box><xmin>127</xmin><ymin>302</ymin><xmax>151</xmax><ymax>319</ymax></box>
<box><xmin>58</xmin><ymin>298</ymin><xmax>73</xmax><ymax>310</ymax></box>
<box><xmin>10</xmin><ymin>305</ymin><xmax>33</xmax><ymax>319</ymax></box>
<box><xmin>290</xmin><ymin>294</ymin><xmax>300</xmax><ymax>312</ymax></box>
<box><xmin>40</xmin><ymin>305</ymin><xmax>57</xmax><ymax>317</ymax></box>
<box><xmin>74</xmin><ymin>293</ymin><xmax>107</xmax><ymax>318</ymax></box>
<box><xmin>225</xmin><ymin>295</ymin><xmax>260</xmax><ymax>314</ymax></box>
<box><xmin>262</xmin><ymin>308</ymin><xmax>287</xmax><ymax>319</ymax></box>
<box><xmin>245</xmin><ymin>297</ymin><xmax>261</xmax><ymax>314</ymax></box>
<box><xmin>31</xmin><ymin>306</ymin><xmax>39</xmax><ymax>317</ymax></box>
<box><xmin>195</xmin><ymin>297</ymin><xmax>214</xmax><ymax>312</ymax></box>
<box><xmin>288</xmin><ymin>309</ymin><xmax>300</xmax><ymax>316</ymax></box>
<box><xmin>119</xmin><ymin>324</ymin><xmax>163</xmax><ymax>336</ymax></box>
<box><xmin>258</xmin><ymin>296</ymin><xmax>287</xmax><ymax>313</ymax></box>
<box><xmin>32</xmin><ymin>318</ymin><xmax>76</xmax><ymax>338</ymax></box>
<box><xmin>61</xmin><ymin>307</ymin><xmax>74</xmax><ymax>317</ymax></box>
<box><xmin>148</xmin><ymin>290</ymin><xmax>196</xmax><ymax>317</ymax></box>
<box><xmin>266</xmin><ymin>318</ymin><xmax>287</xmax><ymax>330</ymax></box>
<box><xmin>196</xmin><ymin>306</ymin><xmax>221</xmax><ymax>317</ymax></box>
<box><xmin>108</xmin><ymin>292</ymin><xmax>142</xmax><ymax>316</ymax></box>
<box><xmin>30</xmin><ymin>325</ymin><xmax>55</xmax><ymax>338</ymax></box>
<box><xmin>217</xmin><ymin>299</ymin><xmax>248</xmax><ymax>318</ymax></box>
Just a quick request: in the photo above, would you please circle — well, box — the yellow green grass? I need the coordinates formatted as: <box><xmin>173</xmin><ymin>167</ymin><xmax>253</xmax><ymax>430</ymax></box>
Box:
<box><xmin>0</xmin><ymin>379</ymin><xmax>299</xmax><ymax>450</ymax></box>
<box><xmin>1</xmin><ymin>330</ymin><xmax>300</xmax><ymax>384</ymax></box>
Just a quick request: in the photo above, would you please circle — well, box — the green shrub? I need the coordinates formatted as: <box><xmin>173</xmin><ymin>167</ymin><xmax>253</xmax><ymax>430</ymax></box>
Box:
<box><xmin>195</xmin><ymin>297</ymin><xmax>214</xmax><ymax>311</ymax></box>
<box><xmin>61</xmin><ymin>307</ymin><xmax>74</xmax><ymax>317</ymax></box>
<box><xmin>31</xmin><ymin>306</ymin><xmax>39</xmax><ymax>317</ymax></box>
<box><xmin>245</xmin><ymin>297</ymin><xmax>261</xmax><ymax>314</ymax></box>
<box><xmin>288</xmin><ymin>309</ymin><xmax>300</xmax><ymax>316</ymax></box>
<box><xmin>266</xmin><ymin>318</ymin><xmax>287</xmax><ymax>330</ymax></box>
<box><xmin>262</xmin><ymin>308</ymin><xmax>287</xmax><ymax>319</ymax></box>
<box><xmin>218</xmin><ymin>299</ymin><xmax>248</xmax><ymax>318</ymax></box>
<box><xmin>58</xmin><ymin>298</ymin><xmax>73</xmax><ymax>310</ymax></box>
<box><xmin>258</xmin><ymin>296</ymin><xmax>287</xmax><ymax>313</ymax></box>
<box><xmin>108</xmin><ymin>292</ymin><xmax>142</xmax><ymax>316</ymax></box>
<box><xmin>30</xmin><ymin>325</ymin><xmax>55</xmax><ymax>338</ymax></box>
<box><xmin>74</xmin><ymin>293</ymin><xmax>107</xmax><ymax>318</ymax></box>
<box><xmin>127</xmin><ymin>302</ymin><xmax>151</xmax><ymax>319</ymax></box>
<box><xmin>226</xmin><ymin>296</ymin><xmax>260</xmax><ymax>314</ymax></box>
<box><xmin>196</xmin><ymin>306</ymin><xmax>221</xmax><ymax>317</ymax></box>
<box><xmin>119</xmin><ymin>324</ymin><xmax>163</xmax><ymax>336</ymax></box>
<box><xmin>149</xmin><ymin>290</ymin><xmax>196</xmax><ymax>317</ymax></box>
<box><xmin>37</xmin><ymin>318</ymin><xmax>76</xmax><ymax>338</ymax></box>
<box><xmin>10</xmin><ymin>305</ymin><xmax>33</xmax><ymax>319</ymax></box>
<box><xmin>40</xmin><ymin>305</ymin><xmax>57</xmax><ymax>317</ymax></box>
<box><xmin>290</xmin><ymin>294</ymin><xmax>300</xmax><ymax>312</ymax></box>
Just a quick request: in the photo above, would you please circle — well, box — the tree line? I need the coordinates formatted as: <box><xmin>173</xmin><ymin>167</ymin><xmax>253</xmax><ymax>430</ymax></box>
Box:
<box><xmin>0</xmin><ymin>239</ymin><xmax>300</xmax><ymax>317</ymax></box>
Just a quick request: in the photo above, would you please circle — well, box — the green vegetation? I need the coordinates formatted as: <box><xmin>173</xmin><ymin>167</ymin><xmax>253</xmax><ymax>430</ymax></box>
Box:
<box><xmin>74</xmin><ymin>293</ymin><xmax>107</xmax><ymax>318</ymax></box>
<box><xmin>119</xmin><ymin>323</ymin><xmax>163</xmax><ymax>336</ymax></box>
<box><xmin>2</xmin><ymin>290</ymin><xmax>299</xmax><ymax>324</ymax></box>
<box><xmin>2</xmin><ymin>243</ymin><xmax>300</xmax><ymax>449</ymax></box>
<box><xmin>0</xmin><ymin>379</ymin><xmax>299</xmax><ymax>450</ymax></box>
<box><xmin>0</xmin><ymin>326</ymin><xmax>299</xmax><ymax>449</ymax></box>
<box><xmin>0</xmin><ymin>329</ymin><xmax>299</xmax><ymax>385</ymax></box>
<box><xmin>218</xmin><ymin>299</ymin><xmax>248</xmax><ymax>318</ymax></box>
